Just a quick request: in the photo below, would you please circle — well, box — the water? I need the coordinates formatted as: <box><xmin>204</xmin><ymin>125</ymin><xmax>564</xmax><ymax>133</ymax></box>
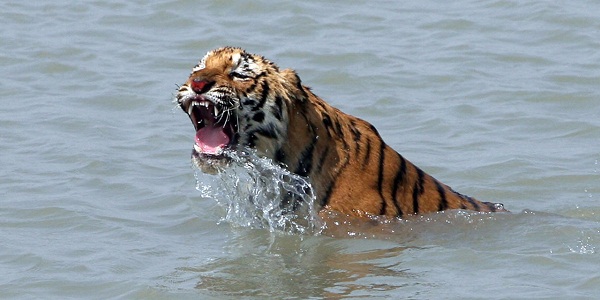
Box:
<box><xmin>2</xmin><ymin>0</ymin><xmax>600</xmax><ymax>299</ymax></box>
<box><xmin>195</xmin><ymin>150</ymin><xmax>321</xmax><ymax>234</ymax></box>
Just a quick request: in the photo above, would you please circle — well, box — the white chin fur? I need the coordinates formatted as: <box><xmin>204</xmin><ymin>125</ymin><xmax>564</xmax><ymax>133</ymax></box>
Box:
<box><xmin>194</xmin><ymin>143</ymin><xmax>224</xmax><ymax>156</ymax></box>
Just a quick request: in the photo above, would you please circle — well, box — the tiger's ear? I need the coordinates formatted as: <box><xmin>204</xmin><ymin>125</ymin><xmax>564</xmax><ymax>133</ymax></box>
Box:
<box><xmin>280</xmin><ymin>68</ymin><xmax>307</xmax><ymax>102</ymax></box>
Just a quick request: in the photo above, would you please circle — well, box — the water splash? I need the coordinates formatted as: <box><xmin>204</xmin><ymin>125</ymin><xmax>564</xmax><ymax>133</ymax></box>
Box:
<box><xmin>567</xmin><ymin>232</ymin><xmax>597</xmax><ymax>254</ymax></box>
<box><xmin>194</xmin><ymin>149</ymin><xmax>322</xmax><ymax>234</ymax></box>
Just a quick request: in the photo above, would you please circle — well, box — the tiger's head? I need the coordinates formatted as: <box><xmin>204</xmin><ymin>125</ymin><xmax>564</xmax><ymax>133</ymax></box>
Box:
<box><xmin>175</xmin><ymin>47</ymin><xmax>306</xmax><ymax>173</ymax></box>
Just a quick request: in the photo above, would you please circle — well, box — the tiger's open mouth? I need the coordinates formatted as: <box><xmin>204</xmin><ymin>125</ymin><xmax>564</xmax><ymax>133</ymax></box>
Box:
<box><xmin>184</xmin><ymin>96</ymin><xmax>238</xmax><ymax>158</ymax></box>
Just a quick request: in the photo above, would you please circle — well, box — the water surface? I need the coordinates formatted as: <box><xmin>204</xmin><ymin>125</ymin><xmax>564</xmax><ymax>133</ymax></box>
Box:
<box><xmin>2</xmin><ymin>0</ymin><xmax>600</xmax><ymax>299</ymax></box>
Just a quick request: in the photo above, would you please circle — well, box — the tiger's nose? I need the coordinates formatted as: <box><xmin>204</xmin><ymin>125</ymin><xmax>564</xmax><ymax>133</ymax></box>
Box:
<box><xmin>191</xmin><ymin>79</ymin><xmax>208</xmax><ymax>93</ymax></box>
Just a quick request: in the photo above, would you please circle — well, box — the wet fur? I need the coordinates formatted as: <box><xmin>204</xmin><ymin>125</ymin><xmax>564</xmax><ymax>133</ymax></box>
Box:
<box><xmin>177</xmin><ymin>47</ymin><xmax>506</xmax><ymax>217</ymax></box>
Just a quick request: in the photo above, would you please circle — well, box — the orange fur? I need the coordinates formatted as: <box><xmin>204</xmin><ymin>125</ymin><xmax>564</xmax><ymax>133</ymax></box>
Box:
<box><xmin>177</xmin><ymin>47</ymin><xmax>507</xmax><ymax>218</ymax></box>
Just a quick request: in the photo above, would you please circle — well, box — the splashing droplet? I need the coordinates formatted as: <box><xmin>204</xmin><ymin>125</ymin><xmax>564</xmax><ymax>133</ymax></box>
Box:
<box><xmin>194</xmin><ymin>149</ymin><xmax>322</xmax><ymax>234</ymax></box>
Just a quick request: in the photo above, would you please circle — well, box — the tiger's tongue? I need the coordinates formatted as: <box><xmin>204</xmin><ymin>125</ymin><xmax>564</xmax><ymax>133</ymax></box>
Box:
<box><xmin>195</xmin><ymin>125</ymin><xmax>230</xmax><ymax>155</ymax></box>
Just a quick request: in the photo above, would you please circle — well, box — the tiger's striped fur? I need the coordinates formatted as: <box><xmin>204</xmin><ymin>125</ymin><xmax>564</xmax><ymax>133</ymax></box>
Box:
<box><xmin>175</xmin><ymin>47</ymin><xmax>506</xmax><ymax>217</ymax></box>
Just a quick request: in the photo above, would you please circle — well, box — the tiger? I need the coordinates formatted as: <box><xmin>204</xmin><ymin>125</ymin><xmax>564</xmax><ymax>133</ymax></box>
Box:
<box><xmin>175</xmin><ymin>46</ymin><xmax>506</xmax><ymax>218</ymax></box>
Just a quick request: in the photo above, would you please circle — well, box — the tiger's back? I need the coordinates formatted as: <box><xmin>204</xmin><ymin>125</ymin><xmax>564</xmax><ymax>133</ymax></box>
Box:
<box><xmin>278</xmin><ymin>87</ymin><xmax>505</xmax><ymax>217</ymax></box>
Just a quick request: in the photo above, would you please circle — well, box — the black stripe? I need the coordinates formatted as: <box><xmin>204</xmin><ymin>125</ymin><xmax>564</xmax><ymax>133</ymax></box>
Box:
<box><xmin>294</xmin><ymin>142</ymin><xmax>315</xmax><ymax>177</ymax></box>
<box><xmin>362</xmin><ymin>137</ymin><xmax>372</xmax><ymax>168</ymax></box>
<box><xmin>252</xmin><ymin>111</ymin><xmax>265</xmax><ymax>122</ymax></box>
<box><xmin>350</xmin><ymin>121</ymin><xmax>361</xmax><ymax>155</ymax></box>
<box><xmin>322</xmin><ymin>113</ymin><xmax>333</xmax><ymax>137</ymax></box>
<box><xmin>320</xmin><ymin>167</ymin><xmax>349</xmax><ymax>207</ymax></box>
<box><xmin>247</xmin><ymin>82</ymin><xmax>257</xmax><ymax>93</ymax></box>
<box><xmin>340</xmin><ymin>137</ymin><xmax>350</xmax><ymax>157</ymax></box>
<box><xmin>412</xmin><ymin>167</ymin><xmax>425</xmax><ymax>214</ymax></box>
<box><xmin>256</xmin><ymin>128</ymin><xmax>277</xmax><ymax>139</ymax></box>
<box><xmin>391</xmin><ymin>154</ymin><xmax>406</xmax><ymax>217</ymax></box>
<box><xmin>333</xmin><ymin>120</ymin><xmax>343</xmax><ymax>137</ymax></box>
<box><xmin>254</xmin><ymin>81</ymin><xmax>270</xmax><ymax>110</ymax></box>
<box><xmin>246</xmin><ymin>134</ymin><xmax>256</xmax><ymax>148</ymax></box>
<box><xmin>318</xmin><ymin>128</ymin><xmax>352</xmax><ymax>207</ymax></box>
<box><xmin>240</xmin><ymin>52</ymin><xmax>251</xmax><ymax>61</ymax></box>
<box><xmin>434</xmin><ymin>181</ymin><xmax>448</xmax><ymax>211</ymax></box>
<box><xmin>466</xmin><ymin>196</ymin><xmax>480</xmax><ymax>211</ymax></box>
<box><xmin>231</xmin><ymin>72</ymin><xmax>250</xmax><ymax>79</ymax></box>
<box><xmin>250</xmin><ymin>124</ymin><xmax>278</xmax><ymax>139</ymax></box>
<box><xmin>320</xmin><ymin>180</ymin><xmax>335</xmax><ymax>207</ymax></box>
<box><xmin>274</xmin><ymin>148</ymin><xmax>285</xmax><ymax>164</ymax></box>
<box><xmin>294</xmin><ymin>75</ymin><xmax>307</xmax><ymax>99</ymax></box>
<box><xmin>453</xmin><ymin>189</ymin><xmax>480</xmax><ymax>211</ymax></box>
<box><xmin>368</xmin><ymin>123</ymin><xmax>380</xmax><ymax>137</ymax></box>
<box><xmin>379</xmin><ymin>197</ymin><xmax>387</xmax><ymax>215</ymax></box>
<box><xmin>377</xmin><ymin>139</ymin><xmax>386</xmax><ymax>214</ymax></box>
<box><xmin>337</xmin><ymin>146</ymin><xmax>351</xmax><ymax>175</ymax></box>
<box><xmin>350</xmin><ymin>120</ymin><xmax>361</xmax><ymax>142</ymax></box>
<box><xmin>314</xmin><ymin>99</ymin><xmax>330</xmax><ymax>111</ymax></box>
<box><xmin>319</xmin><ymin>149</ymin><xmax>351</xmax><ymax>207</ymax></box>
<box><xmin>242</xmin><ymin>99</ymin><xmax>256</xmax><ymax>106</ymax></box>
<box><xmin>271</xmin><ymin>96</ymin><xmax>283</xmax><ymax>121</ymax></box>
<box><xmin>317</xmin><ymin>146</ymin><xmax>330</xmax><ymax>172</ymax></box>
<box><xmin>254</xmin><ymin>71</ymin><xmax>267</xmax><ymax>81</ymax></box>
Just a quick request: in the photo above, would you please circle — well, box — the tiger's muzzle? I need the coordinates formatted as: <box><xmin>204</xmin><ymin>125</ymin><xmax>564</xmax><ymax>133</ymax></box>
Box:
<box><xmin>177</xmin><ymin>83</ymin><xmax>239</xmax><ymax>172</ymax></box>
